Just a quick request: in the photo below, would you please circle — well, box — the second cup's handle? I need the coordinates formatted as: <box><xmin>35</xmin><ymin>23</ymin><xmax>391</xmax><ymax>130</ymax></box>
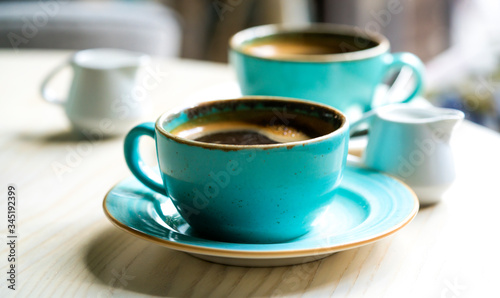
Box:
<box><xmin>40</xmin><ymin>60</ymin><xmax>71</xmax><ymax>105</ymax></box>
<box><xmin>376</xmin><ymin>52</ymin><xmax>425</xmax><ymax>108</ymax></box>
<box><xmin>124</xmin><ymin>122</ymin><xmax>167</xmax><ymax>196</ymax></box>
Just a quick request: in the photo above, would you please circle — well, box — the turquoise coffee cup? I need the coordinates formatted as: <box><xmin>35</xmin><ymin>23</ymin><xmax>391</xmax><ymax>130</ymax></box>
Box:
<box><xmin>230</xmin><ymin>24</ymin><xmax>425</xmax><ymax>118</ymax></box>
<box><xmin>124</xmin><ymin>97</ymin><xmax>349</xmax><ymax>243</ymax></box>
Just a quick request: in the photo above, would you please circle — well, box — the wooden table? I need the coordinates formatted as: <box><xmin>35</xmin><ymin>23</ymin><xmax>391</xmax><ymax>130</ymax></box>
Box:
<box><xmin>1</xmin><ymin>50</ymin><xmax>499</xmax><ymax>297</ymax></box>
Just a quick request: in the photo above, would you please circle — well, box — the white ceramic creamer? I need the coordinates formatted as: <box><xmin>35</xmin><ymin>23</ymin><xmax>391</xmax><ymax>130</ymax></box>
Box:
<box><xmin>41</xmin><ymin>48</ymin><xmax>152</xmax><ymax>136</ymax></box>
<box><xmin>349</xmin><ymin>104</ymin><xmax>464</xmax><ymax>205</ymax></box>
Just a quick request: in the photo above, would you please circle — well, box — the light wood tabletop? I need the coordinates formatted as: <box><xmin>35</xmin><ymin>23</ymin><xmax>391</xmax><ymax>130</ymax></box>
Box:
<box><xmin>1</xmin><ymin>50</ymin><xmax>499</xmax><ymax>297</ymax></box>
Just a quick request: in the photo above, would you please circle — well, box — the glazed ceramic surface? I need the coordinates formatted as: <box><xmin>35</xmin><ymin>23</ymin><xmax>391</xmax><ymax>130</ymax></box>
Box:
<box><xmin>124</xmin><ymin>97</ymin><xmax>349</xmax><ymax>243</ymax></box>
<box><xmin>230</xmin><ymin>24</ymin><xmax>425</xmax><ymax>118</ymax></box>
<box><xmin>349</xmin><ymin>104</ymin><xmax>464</xmax><ymax>205</ymax></box>
<box><xmin>103</xmin><ymin>166</ymin><xmax>419</xmax><ymax>267</ymax></box>
<box><xmin>40</xmin><ymin>48</ymin><xmax>151</xmax><ymax>135</ymax></box>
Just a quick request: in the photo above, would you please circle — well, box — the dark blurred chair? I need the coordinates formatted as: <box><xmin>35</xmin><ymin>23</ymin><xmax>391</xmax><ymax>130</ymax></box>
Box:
<box><xmin>0</xmin><ymin>1</ymin><xmax>182</xmax><ymax>56</ymax></box>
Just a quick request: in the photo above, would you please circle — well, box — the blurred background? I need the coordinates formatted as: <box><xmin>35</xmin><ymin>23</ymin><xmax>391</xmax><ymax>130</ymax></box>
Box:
<box><xmin>1</xmin><ymin>0</ymin><xmax>500</xmax><ymax>131</ymax></box>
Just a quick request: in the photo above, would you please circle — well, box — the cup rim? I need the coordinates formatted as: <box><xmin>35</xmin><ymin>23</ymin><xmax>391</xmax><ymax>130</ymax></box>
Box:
<box><xmin>375</xmin><ymin>103</ymin><xmax>465</xmax><ymax>124</ymax></box>
<box><xmin>155</xmin><ymin>96</ymin><xmax>348</xmax><ymax>150</ymax></box>
<box><xmin>71</xmin><ymin>48</ymin><xmax>150</xmax><ymax>69</ymax></box>
<box><xmin>229</xmin><ymin>23</ymin><xmax>390</xmax><ymax>63</ymax></box>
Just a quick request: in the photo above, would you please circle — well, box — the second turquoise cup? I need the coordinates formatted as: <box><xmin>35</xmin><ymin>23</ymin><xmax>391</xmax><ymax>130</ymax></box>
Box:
<box><xmin>230</xmin><ymin>24</ymin><xmax>425</xmax><ymax>118</ymax></box>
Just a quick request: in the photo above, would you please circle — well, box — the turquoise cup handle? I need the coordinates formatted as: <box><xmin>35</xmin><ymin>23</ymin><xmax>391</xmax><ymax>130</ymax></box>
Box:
<box><xmin>124</xmin><ymin>122</ymin><xmax>167</xmax><ymax>196</ymax></box>
<box><xmin>379</xmin><ymin>52</ymin><xmax>425</xmax><ymax>107</ymax></box>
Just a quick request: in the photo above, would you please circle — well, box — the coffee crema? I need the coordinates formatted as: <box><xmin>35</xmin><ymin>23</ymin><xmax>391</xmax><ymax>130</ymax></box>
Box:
<box><xmin>169</xmin><ymin>109</ymin><xmax>337</xmax><ymax>145</ymax></box>
<box><xmin>240</xmin><ymin>32</ymin><xmax>379</xmax><ymax>58</ymax></box>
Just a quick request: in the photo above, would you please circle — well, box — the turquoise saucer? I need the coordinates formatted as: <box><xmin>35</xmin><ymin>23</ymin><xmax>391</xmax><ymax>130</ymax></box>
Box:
<box><xmin>103</xmin><ymin>166</ymin><xmax>419</xmax><ymax>267</ymax></box>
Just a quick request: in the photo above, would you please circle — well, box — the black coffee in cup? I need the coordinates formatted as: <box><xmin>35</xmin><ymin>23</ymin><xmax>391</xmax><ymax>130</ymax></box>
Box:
<box><xmin>168</xmin><ymin>101</ymin><xmax>341</xmax><ymax>145</ymax></box>
<box><xmin>240</xmin><ymin>32</ymin><xmax>379</xmax><ymax>58</ymax></box>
